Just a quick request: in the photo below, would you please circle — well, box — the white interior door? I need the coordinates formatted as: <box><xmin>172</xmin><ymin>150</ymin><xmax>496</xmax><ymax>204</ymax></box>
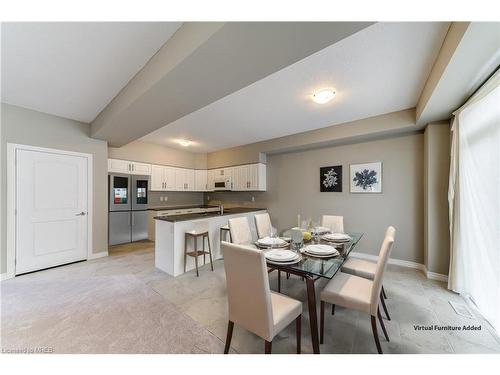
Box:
<box><xmin>16</xmin><ymin>148</ymin><xmax>89</xmax><ymax>274</ymax></box>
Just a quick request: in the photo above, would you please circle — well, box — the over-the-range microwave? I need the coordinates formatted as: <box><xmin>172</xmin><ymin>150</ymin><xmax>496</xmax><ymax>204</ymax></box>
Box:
<box><xmin>214</xmin><ymin>176</ymin><xmax>232</xmax><ymax>191</ymax></box>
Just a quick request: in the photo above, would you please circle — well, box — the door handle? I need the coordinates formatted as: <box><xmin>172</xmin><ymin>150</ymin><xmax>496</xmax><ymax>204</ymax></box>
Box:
<box><xmin>75</xmin><ymin>211</ymin><xmax>86</xmax><ymax>216</ymax></box>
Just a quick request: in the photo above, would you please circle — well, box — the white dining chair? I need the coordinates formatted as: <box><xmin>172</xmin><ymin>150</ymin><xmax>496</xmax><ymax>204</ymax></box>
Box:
<box><xmin>228</xmin><ymin>216</ymin><xmax>253</xmax><ymax>245</ymax></box>
<box><xmin>221</xmin><ymin>241</ymin><xmax>302</xmax><ymax>354</ymax></box>
<box><xmin>319</xmin><ymin>226</ymin><xmax>396</xmax><ymax>354</ymax></box>
<box><xmin>340</xmin><ymin>226</ymin><xmax>395</xmax><ymax>320</ymax></box>
<box><xmin>321</xmin><ymin>215</ymin><xmax>344</xmax><ymax>233</ymax></box>
<box><xmin>254</xmin><ymin>212</ymin><xmax>272</xmax><ymax>239</ymax></box>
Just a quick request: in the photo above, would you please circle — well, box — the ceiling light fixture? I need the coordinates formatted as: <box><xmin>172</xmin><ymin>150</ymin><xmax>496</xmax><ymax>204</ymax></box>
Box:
<box><xmin>312</xmin><ymin>88</ymin><xmax>336</xmax><ymax>104</ymax></box>
<box><xmin>177</xmin><ymin>139</ymin><xmax>193</xmax><ymax>147</ymax></box>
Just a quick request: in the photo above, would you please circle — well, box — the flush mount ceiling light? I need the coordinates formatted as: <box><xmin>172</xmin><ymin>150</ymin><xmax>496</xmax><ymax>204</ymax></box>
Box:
<box><xmin>312</xmin><ymin>88</ymin><xmax>336</xmax><ymax>104</ymax></box>
<box><xmin>177</xmin><ymin>139</ymin><xmax>193</xmax><ymax>147</ymax></box>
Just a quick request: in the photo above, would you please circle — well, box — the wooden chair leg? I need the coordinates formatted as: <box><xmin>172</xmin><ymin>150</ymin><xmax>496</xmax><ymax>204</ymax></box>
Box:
<box><xmin>370</xmin><ymin>315</ymin><xmax>383</xmax><ymax>354</ymax></box>
<box><xmin>184</xmin><ymin>233</ymin><xmax>188</xmax><ymax>273</ymax></box>
<box><xmin>203</xmin><ymin>235</ymin><xmax>206</xmax><ymax>265</ymax></box>
<box><xmin>265</xmin><ymin>340</ymin><xmax>272</xmax><ymax>354</ymax></box>
<box><xmin>296</xmin><ymin>315</ymin><xmax>301</xmax><ymax>354</ymax></box>
<box><xmin>224</xmin><ymin>321</ymin><xmax>234</xmax><ymax>354</ymax></box>
<box><xmin>331</xmin><ymin>304</ymin><xmax>335</xmax><ymax>315</ymax></box>
<box><xmin>377</xmin><ymin>308</ymin><xmax>390</xmax><ymax>341</ymax></box>
<box><xmin>382</xmin><ymin>285</ymin><xmax>387</xmax><ymax>299</ymax></box>
<box><xmin>380</xmin><ymin>291</ymin><xmax>391</xmax><ymax>320</ymax></box>
<box><xmin>320</xmin><ymin>301</ymin><xmax>325</xmax><ymax>344</ymax></box>
<box><xmin>194</xmin><ymin>236</ymin><xmax>199</xmax><ymax>277</ymax></box>
<box><xmin>207</xmin><ymin>234</ymin><xmax>214</xmax><ymax>271</ymax></box>
<box><xmin>277</xmin><ymin>270</ymin><xmax>281</xmax><ymax>293</ymax></box>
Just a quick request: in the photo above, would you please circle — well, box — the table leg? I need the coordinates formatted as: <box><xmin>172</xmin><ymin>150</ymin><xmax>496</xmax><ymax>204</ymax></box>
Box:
<box><xmin>305</xmin><ymin>276</ymin><xmax>320</xmax><ymax>354</ymax></box>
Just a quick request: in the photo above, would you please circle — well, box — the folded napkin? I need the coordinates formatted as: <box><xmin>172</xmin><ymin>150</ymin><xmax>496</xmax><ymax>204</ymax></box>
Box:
<box><xmin>323</xmin><ymin>233</ymin><xmax>351</xmax><ymax>240</ymax></box>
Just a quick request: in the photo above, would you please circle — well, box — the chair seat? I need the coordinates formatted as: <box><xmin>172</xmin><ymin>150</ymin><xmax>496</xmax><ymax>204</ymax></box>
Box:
<box><xmin>186</xmin><ymin>230</ymin><xmax>208</xmax><ymax>236</ymax></box>
<box><xmin>270</xmin><ymin>292</ymin><xmax>302</xmax><ymax>339</ymax></box>
<box><xmin>320</xmin><ymin>272</ymin><xmax>372</xmax><ymax>315</ymax></box>
<box><xmin>341</xmin><ymin>258</ymin><xmax>377</xmax><ymax>280</ymax></box>
<box><xmin>221</xmin><ymin>225</ymin><xmax>230</xmax><ymax>230</ymax></box>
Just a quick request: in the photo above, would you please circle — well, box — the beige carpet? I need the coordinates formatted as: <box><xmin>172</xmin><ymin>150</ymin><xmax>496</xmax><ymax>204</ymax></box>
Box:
<box><xmin>1</xmin><ymin>274</ymin><xmax>225</xmax><ymax>353</ymax></box>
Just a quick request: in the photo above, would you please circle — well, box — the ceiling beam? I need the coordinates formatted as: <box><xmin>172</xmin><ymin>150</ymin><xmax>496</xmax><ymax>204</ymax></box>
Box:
<box><xmin>416</xmin><ymin>22</ymin><xmax>500</xmax><ymax>125</ymax></box>
<box><xmin>90</xmin><ymin>22</ymin><xmax>374</xmax><ymax>146</ymax></box>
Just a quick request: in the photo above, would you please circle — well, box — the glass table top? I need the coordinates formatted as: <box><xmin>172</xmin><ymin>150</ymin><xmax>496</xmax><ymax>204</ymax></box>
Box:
<box><xmin>256</xmin><ymin>232</ymin><xmax>364</xmax><ymax>280</ymax></box>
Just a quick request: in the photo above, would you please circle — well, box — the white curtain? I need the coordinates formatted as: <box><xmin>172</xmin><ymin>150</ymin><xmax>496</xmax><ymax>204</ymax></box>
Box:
<box><xmin>448</xmin><ymin>69</ymin><xmax>500</xmax><ymax>334</ymax></box>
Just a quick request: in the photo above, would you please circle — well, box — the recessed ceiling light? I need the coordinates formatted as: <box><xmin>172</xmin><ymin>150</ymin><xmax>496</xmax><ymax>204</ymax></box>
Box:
<box><xmin>177</xmin><ymin>139</ymin><xmax>193</xmax><ymax>147</ymax></box>
<box><xmin>312</xmin><ymin>88</ymin><xmax>336</xmax><ymax>104</ymax></box>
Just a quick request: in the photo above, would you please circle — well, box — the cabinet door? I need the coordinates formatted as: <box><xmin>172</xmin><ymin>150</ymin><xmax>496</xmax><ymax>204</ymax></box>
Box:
<box><xmin>194</xmin><ymin>170</ymin><xmax>208</xmax><ymax>191</ymax></box>
<box><xmin>108</xmin><ymin>159</ymin><xmax>131</xmax><ymax>174</ymax></box>
<box><xmin>130</xmin><ymin>162</ymin><xmax>151</xmax><ymax>175</ymax></box>
<box><xmin>174</xmin><ymin>168</ymin><xmax>185</xmax><ymax>191</ymax></box>
<box><xmin>207</xmin><ymin>170</ymin><xmax>215</xmax><ymax>191</ymax></box>
<box><xmin>151</xmin><ymin>165</ymin><xmax>165</xmax><ymax>191</ymax></box>
<box><xmin>249</xmin><ymin>164</ymin><xmax>259</xmax><ymax>190</ymax></box>
<box><xmin>186</xmin><ymin>169</ymin><xmax>195</xmax><ymax>191</ymax></box>
<box><xmin>257</xmin><ymin>163</ymin><xmax>266</xmax><ymax>191</ymax></box>
<box><xmin>164</xmin><ymin>167</ymin><xmax>176</xmax><ymax>191</ymax></box>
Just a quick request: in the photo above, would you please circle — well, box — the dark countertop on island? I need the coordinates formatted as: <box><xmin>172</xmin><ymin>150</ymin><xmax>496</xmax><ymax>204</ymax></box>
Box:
<box><xmin>148</xmin><ymin>205</ymin><xmax>219</xmax><ymax>211</ymax></box>
<box><xmin>154</xmin><ymin>207</ymin><xmax>267</xmax><ymax>222</ymax></box>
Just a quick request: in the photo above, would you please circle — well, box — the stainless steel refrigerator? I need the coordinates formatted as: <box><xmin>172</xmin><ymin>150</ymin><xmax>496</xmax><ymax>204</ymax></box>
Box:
<box><xmin>109</xmin><ymin>174</ymin><xmax>150</xmax><ymax>245</ymax></box>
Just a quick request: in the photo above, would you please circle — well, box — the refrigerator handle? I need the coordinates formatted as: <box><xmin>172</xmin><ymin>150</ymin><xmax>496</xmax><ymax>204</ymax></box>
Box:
<box><xmin>131</xmin><ymin>212</ymin><xmax>134</xmax><ymax>227</ymax></box>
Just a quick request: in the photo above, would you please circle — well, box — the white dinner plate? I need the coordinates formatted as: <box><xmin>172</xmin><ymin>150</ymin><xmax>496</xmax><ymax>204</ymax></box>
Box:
<box><xmin>322</xmin><ymin>233</ymin><xmax>352</xmax><ymax>242</ymax></box>
<box><xmin>265</xmin><ymin>249</ymin><xmax>299</xmax><ymax>262</ymax></box>
<box><xmin>257</xmin><ymin>237</ymin><xmax>288</xmax><ymax>247</ymax></box>
<box><xmin>267</xmin><ymin>256</ymin><xmax>302</xmax><ymax>265</ymax></box>
<box><xmin>303</xmin><ymin>244</ymin><xmax>339</xmax><ymax>256</ymax></box>
<box><xmin>304</xmin><ymin>251</ymin><xmax>339</xmax><ymax>259</ymax></box>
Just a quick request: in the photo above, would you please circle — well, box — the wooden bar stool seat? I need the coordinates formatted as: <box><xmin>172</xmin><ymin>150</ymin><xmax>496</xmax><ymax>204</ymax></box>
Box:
<box><xmin>184</xmin><ymin>230</ymin><xmax>214</xmax><ymax>277</ymax></box>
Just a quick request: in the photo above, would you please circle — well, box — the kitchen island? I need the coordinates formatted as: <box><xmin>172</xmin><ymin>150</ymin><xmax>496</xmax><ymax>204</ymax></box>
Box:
<box><xmin>154</xmin><ymin>207</ymin><xmax>266</xmax><ymax>276</ymax></box>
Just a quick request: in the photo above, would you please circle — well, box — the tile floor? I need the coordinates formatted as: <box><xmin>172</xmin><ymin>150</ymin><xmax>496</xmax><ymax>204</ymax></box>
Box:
<box><xmin>2</xmin><ymin>241</ymin><xmax>499</xmax><ymax>354</ymax></box>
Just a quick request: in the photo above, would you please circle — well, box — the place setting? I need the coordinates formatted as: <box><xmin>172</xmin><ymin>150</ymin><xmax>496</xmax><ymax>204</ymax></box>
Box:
<box><xmin>302</xmin><ymin>244</ymin><xmax>340</xmax><ymax>258</ymax></box>
<box><xmin>255</xmin><ymin>236</ymin><xmax>290</xmax><ymax>249</ymax></box>
<box><xmin>321</xmin><ymin>232</ymin><xmax>352</xmax><ymax>244</ymax></box>
<box><xmin>264</xmin><ymin>249</ymin><xmax>302</xmax><ymax>265</ymax></box>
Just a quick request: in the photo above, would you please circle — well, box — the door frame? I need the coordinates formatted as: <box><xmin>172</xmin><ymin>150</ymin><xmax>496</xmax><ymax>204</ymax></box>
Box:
<box><xmin>6</xmin><ymin>143</ymin><xmax>93</xmax><ymax>279</ymax></box>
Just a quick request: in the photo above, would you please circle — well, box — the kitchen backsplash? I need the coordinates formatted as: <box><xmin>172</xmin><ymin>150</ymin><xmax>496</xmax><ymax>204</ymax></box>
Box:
<box><xmin>149</xmin><ymin>191</ymin><xmax>204</xmax><ymax>208</ymax></box>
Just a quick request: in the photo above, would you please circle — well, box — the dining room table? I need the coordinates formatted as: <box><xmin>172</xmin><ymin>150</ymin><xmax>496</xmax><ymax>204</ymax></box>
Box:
<box><xmin>252</xmin><ymin>231</ymin><xmax>363</xmax><ymax>354</ymax></box>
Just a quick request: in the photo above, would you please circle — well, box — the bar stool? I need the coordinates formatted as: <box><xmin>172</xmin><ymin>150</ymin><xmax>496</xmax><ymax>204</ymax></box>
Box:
<box><xmin>184</xmin><ymin>230</ymin><xmax>214</xmax><ymax>277</ymax></box>
<box><xmin>220</xmin><ymin>224</ymin><xmax>232</xmax><ymax>243</ymax></box>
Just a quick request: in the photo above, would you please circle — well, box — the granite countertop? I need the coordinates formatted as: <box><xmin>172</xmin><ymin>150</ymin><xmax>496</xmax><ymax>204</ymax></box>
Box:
<box><xmin>154</xmin><ymin>207</ymin><xmax>267</xmax><ymax>222</ymax></box>
<box><xmin>148</xmin><ymin>205</ymin><xmax>219</xmax><ymax>211</ymax></box>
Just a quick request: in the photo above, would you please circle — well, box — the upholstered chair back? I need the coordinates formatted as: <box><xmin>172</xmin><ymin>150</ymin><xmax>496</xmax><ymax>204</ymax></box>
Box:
<box><xmin>228</xmin><ymin>216</ymin><xmax>253</xmax><ymax>245</ymax></box>
<box><xmin>221</xmin><ymin>241</ymin><xmax>273</xmax><ymax>340</ymax></box>
<box><xmin>255</xmin><ymin>213</ymin><xmax>272</xmax><ymax>239</ymax></box>
<box><xmin>321</xmin><ymin>215</ymin><xmax>344</xmax><ymax>233</ymax></box>
<box><xmin>369</xmin><ymin>226</ymin><xmax>396</xmax><ymax>316</ymax></box>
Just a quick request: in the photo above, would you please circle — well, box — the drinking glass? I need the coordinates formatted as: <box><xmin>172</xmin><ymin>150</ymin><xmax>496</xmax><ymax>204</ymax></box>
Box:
<box><xmin>290</xmin><ymin>229</ymin><xmax>303</xmax><ymax>252</ymax></box>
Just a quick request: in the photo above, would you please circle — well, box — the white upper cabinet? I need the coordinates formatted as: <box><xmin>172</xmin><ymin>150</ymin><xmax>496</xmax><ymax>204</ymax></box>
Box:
<box><xmin>231</xmin><ymin>163</ymin><xmax>266</xmax><ymax>191</ymax></box>
<box><xmin>174</xmin><ymin>168</ymin><xmax>195</xmax><ymax>191</ymax></box>
<box><xmin>194</xmin><ymin>169</ymin><xmax>208</xmax><ymax>191</ymax></box>
<box><xmin>109</xmin><ymin>159</ymin><xmax>265</xmax><ymax>191</ymax></box>
<box><xmin>108</xmin><ymin>158</ymin><xmax>151</xmax><ymax>175</ymax></box>
<box><xmin>151</xmin><ymin>165</ymin><xmax>175</xmax><ymax>191</ymax></box>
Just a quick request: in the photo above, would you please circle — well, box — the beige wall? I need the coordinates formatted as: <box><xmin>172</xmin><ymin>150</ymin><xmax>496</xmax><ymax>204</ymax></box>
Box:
<box><xmin>108</xmin><ymin>140</ymin><xmax>207</xmax><ymax>169</ymax></box>
<box><xmin>0</xmin><ymin>104</ymin><xmax>108</xmax><ymax>273</ymax></box>
<box><xmin>208</xmin><ymin>133</ymin><xmax>424</xmax><ymax>264</ymax></box>
<box><xmin>424</xmin><ymin>122</ymin><xmax>451</xmax><ymax>275</ymax></box>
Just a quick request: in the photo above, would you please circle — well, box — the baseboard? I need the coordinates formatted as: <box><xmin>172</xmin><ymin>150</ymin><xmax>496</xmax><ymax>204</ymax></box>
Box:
<box><xmin>424</xmin><ymin>267</ymin><xmax>449</xmax><ymax>282</ymax></box>
<box><xmin>88</xmin><ymin>251</ymin><xmax>108</xmax><ymax>260</ymax></box>
<box><xmin>349</xmin><ymin>251</ymin><xmax>448</xmax><ymax>282</ymax></box>
<box><xmin>1</xmin><ymin>272</ymin><xmax>15</xmax><ymax>281</ymax></box>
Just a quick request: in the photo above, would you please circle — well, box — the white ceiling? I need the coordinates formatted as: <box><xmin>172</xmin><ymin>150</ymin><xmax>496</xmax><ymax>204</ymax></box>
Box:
<box><xmin>141</xmin><ymin>22</ymin><xmax>449</xmax><ymax>152</ymax></box>
<box><xmin>1</xmin><ymin>22</ymin><xmax>182</xmax><ymax>122</ymax></box>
